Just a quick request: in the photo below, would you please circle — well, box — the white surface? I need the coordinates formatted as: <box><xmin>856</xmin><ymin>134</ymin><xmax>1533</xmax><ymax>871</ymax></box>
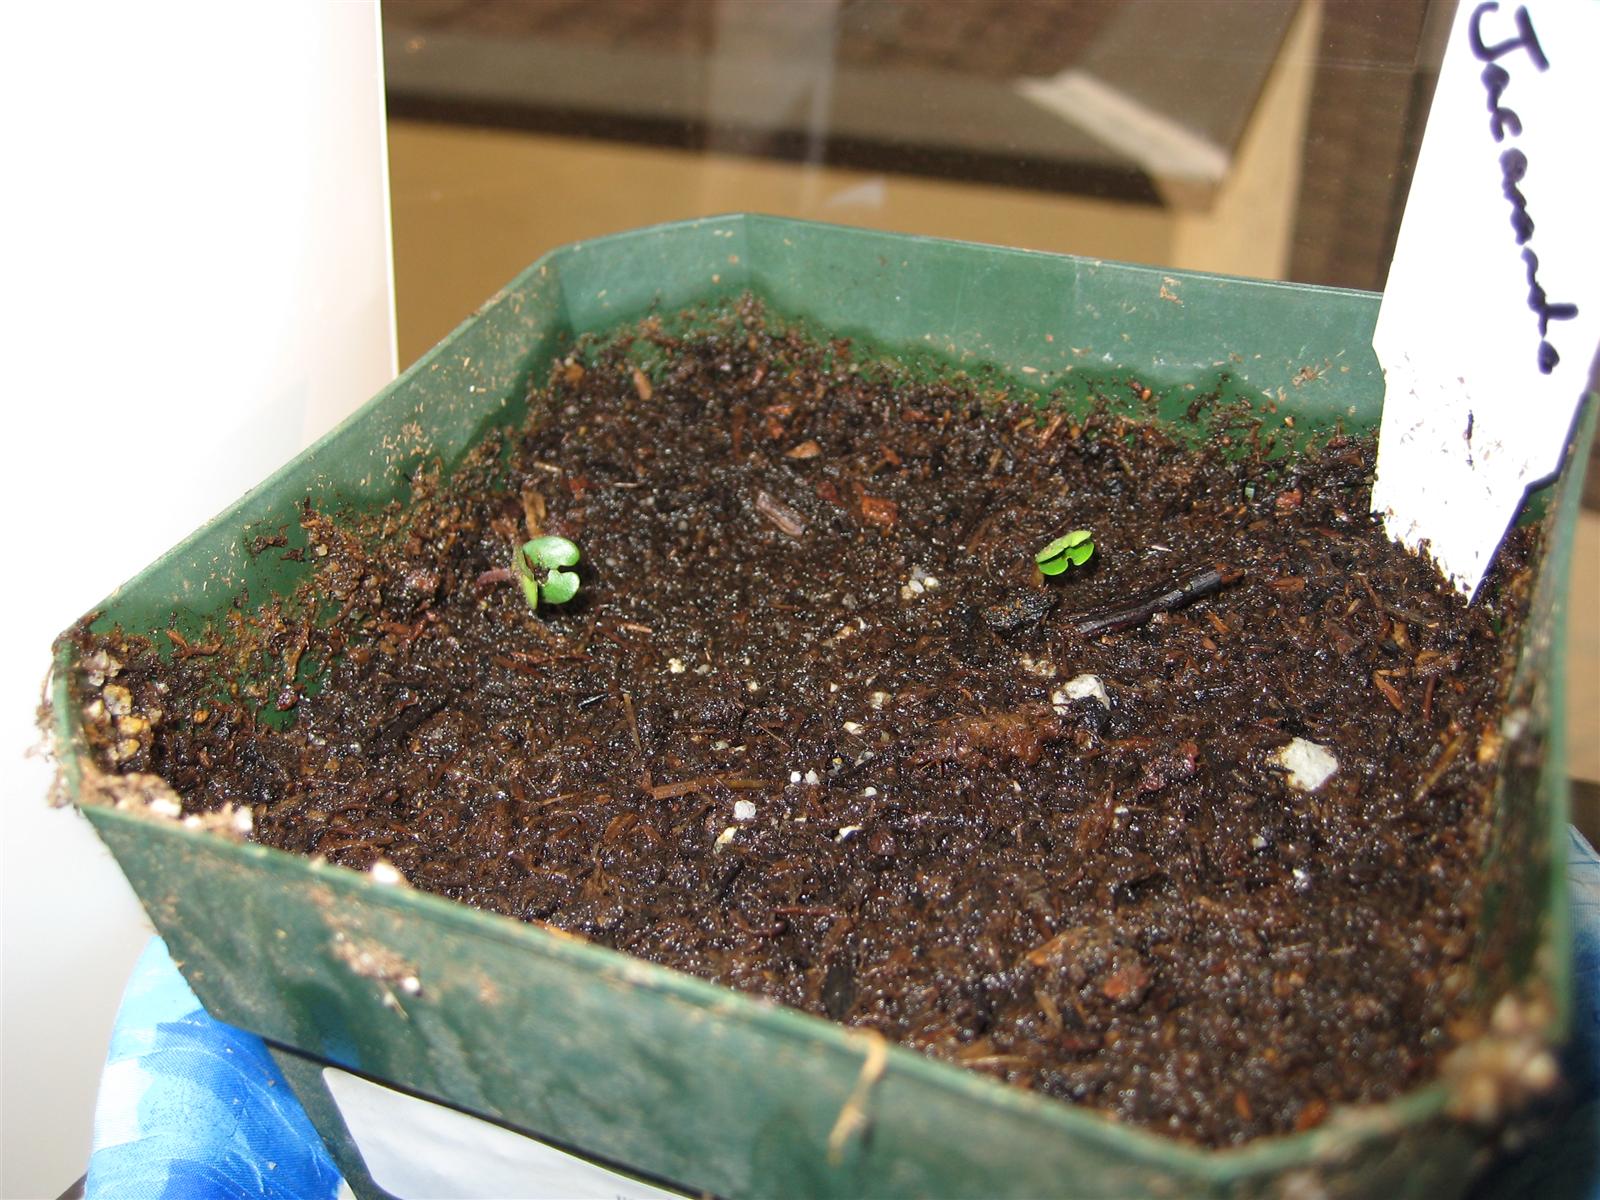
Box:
<box><xmin>1</xmin><ymin>5</ymin><xmax>395</xmax><ymax>1195</ymax></box>
<box><xmin>324</xmin><ymin>1069</ymin><xmax>686</xmax><ymax>1200</ymax></box>
<box><xmin>1372</xmin><ymin>0</ymin><xmax>1600</xmax><ymax>600</ymax></box>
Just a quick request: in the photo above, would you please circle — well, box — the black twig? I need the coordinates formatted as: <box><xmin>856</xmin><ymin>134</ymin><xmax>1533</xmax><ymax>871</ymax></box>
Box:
<box><xmin>1068</xmin><ymin>565</ymin><xmax>1240</xmax><ymax>637</ymax></box>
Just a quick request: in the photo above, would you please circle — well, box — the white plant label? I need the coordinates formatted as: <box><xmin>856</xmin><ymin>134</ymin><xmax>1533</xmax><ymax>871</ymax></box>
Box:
<box><xmin>1372</xmin><ymin>0</ymin><xmax>1600</xmax><ymax>600</ymax></box>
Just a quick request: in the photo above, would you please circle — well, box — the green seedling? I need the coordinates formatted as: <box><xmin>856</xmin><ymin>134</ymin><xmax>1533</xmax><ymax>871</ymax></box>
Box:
<box><xmin>1036</xmin><ymin>529</ymin><xmax>1095</xmax><ymax>576</ymax></box>
<box><xmin>514</xmin><ymin>535</ymin><xmax>582</xmax><ymax>612</ymax></box>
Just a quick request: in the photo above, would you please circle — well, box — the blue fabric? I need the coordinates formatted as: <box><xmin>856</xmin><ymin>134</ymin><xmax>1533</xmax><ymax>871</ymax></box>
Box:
<box><xmin>86</xmin><ymin>937</ymin><xmax>342</xmax><ymax>1199</ymax></box>
<box><xmin>87</xmin><ymin>830</ymin><xmax>1600</xmax><ymax>1198</ymax></box>
<box><xmin>1467</xmin><ymin>827</ymin><xmax>1600</xmax><ymax>1198</ymax></box>
<box><xmin>1570</xmin><ymin>824</ymin><xmax>1600</xmax><ymax>1072</ymax></box>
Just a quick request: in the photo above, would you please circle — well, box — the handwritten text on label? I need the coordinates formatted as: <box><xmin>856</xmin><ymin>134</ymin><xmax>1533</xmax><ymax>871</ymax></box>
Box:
<box><xmin>1470</xmin><ymin>2</ymin><xmax>1578</xmax><ymax>375</ymax></box>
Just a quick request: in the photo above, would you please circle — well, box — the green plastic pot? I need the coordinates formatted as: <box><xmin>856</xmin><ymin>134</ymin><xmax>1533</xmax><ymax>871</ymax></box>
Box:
<box><xmin>50</xmin><ymin>216</ymin><xmax>1591</xmax><ymax>1198</ymax></box>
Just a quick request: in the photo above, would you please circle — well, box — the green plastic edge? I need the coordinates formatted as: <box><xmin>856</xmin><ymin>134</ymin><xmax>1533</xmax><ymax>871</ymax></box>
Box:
<box><xmin>75</xmin><ymin>794</ymin><xmax>1483</xmax><ymax>1189</ymax></box>
<box><xmin>47</xmin><ymin>214</ymin><xmax>1586</xmax><ymax>1194</ymax></box>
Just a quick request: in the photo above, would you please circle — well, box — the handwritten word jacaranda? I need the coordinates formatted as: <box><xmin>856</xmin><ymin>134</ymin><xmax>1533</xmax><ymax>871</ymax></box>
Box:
<box><xmin>1470</xmin><ymin>2</ymin><xmax>1578</xmax><ymax>375</ymax></box>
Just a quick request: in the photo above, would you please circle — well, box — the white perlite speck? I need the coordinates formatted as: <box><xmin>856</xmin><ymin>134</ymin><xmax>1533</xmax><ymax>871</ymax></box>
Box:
<box><xmin>900</xmin><ymin>565</ymin><xmax>940</xmax><ymax>601</ymax></box>
<box><xmin>667</xmin><ymin>657</ymin><xmax>686</xmax><ymax>674</ymax></box>
<box><xmin>1053</xmin><ymin>673</ymin><xmax>1109</xmax><ymax>712</ymax></box>
<box><xmin>370</xmin><ymin>859</ymin><xmax>406</xmax><ymax>886</ymax></box>
<box><xmin>733</xmin><ymin>799</ymin><xmax>757</xmax><ymax>821</ymax></box>
<box><xmin>1274</xmin><ymin>737</ymin><xmax>1339</xmax><ymax>792</ymax></box>
<box><xmin>836</xmin><ymin>825</ymin><xmax>862</xmax><ymax>842</ymax></box>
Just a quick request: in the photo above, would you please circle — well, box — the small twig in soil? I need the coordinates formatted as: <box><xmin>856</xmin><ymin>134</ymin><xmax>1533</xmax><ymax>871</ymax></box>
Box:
<box><xmin>648</xmin><ymin>775</ymin><xmax>773</xmax><ymax>801</ymax></box>
<box><xmin>490</xmin><ymin>642</ymin><xmax>587</xmax><ymax>674</ymax></box>
<box><xmin>957</xmin><ymin>1054</ymin><xmax>1033</xmax><ymax>1069</ymax></box>
<box><xmin>329</xmin><ymin>593</ymin><xmax>362</xmax><ymax>628</ymax></box>
<box><xmin>166</xmin><ymin>629</ymin><xmax>221</xmax><ymax>659</ymax></box>
<box><xmin>595</xmin><ymin>625</ymin><xmax>648</xmax><ymax>652</ymax></box>
<box><xmin>754</xmin><ymin>489</ymin><xmax>807</xmax><ymax>538</ymax></box>
<box><xmin>1067</xmin><ymin>565</ymin><xmax>1240</xmax><ymax>638</ymax></box>
<box><xmin>668</xmin><ymin>799</ymin><xmax>718</xmax><ymax>837</ymax></box>
<box><xmin>963</xmin><ymin>509</ymin><xmax>1005</xmax><ymax>554</ymax></box>
<box><xmin>729</xmin><ymin>908</ymin><xmax>786</xmax><ymax>937</ymax></box>
<box><xmin>576</xmin><ymin>611</ymin><xmax>601</xmax><ymax>654</ymax></box>
<box><xmin>531</xmin><ymin>791</ymin><xmax>585</xmax><ymax>811</ymax></box>
<box><xmin>1355</xmin><ymin>571</ymin><xmax>1438</xmax><ymax>629</ymax></box>
<box><xmin>620</xmin><ymin>690</ymin><xmax>643</xmax><ymax>757</ymax></box>
<box><xmin>1413</xmin><ymin>729</ymin><xmax>1468</xmax><ymax>803</ymax></box>
<box><xmin>748</xmin><ymin>721</ymin><xmax>794</xmax><ymax>753</ymax></box>
<box><xmin>1372</xmin><ymin>671</ymin><xmax>1406</xmax><ymax>713</ymax></box>
<box><xmin>377</xmin><ymin>618</ymin><xmax>429</xmax><ymax>651</ymax></box>
<box><xmin>491</xmin><ymin>653</ymin><xmax>553</xmax><ymax>675</ymax></box>
<box><xmin>520</xmin><ymin>485</ymin><xmax>547</xmax><ymax>540</ymax></box>
<box><xmin>282</xmin><ymin>622</ymin><xmax>312</xmax><ymax>683</ymax></box>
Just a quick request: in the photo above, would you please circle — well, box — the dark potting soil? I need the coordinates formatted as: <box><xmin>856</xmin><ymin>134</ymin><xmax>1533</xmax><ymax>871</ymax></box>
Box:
<box><xmin>71</xmin><ymin>298</ymin><xmax>1540</xmax><ymax>1146</ymax></box>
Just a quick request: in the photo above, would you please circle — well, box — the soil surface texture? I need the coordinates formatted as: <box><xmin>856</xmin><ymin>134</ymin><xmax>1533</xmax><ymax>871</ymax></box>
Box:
<box><xmin>72</xmin><ymin>299</ymin><xmax>1539</xmax><ymax>1145</ymax></box>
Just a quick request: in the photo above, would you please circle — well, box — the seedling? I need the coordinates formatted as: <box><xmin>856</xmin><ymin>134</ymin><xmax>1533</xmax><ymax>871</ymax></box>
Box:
<box><xmin>514</xmin><ymin>535</ymin><xmax>581</xmax><ymax>612</ymax></box>
<box><xmin>1036</xmin><ymin>530</ymin><xmax>1095</xmax><ymax>576</ymax></box>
